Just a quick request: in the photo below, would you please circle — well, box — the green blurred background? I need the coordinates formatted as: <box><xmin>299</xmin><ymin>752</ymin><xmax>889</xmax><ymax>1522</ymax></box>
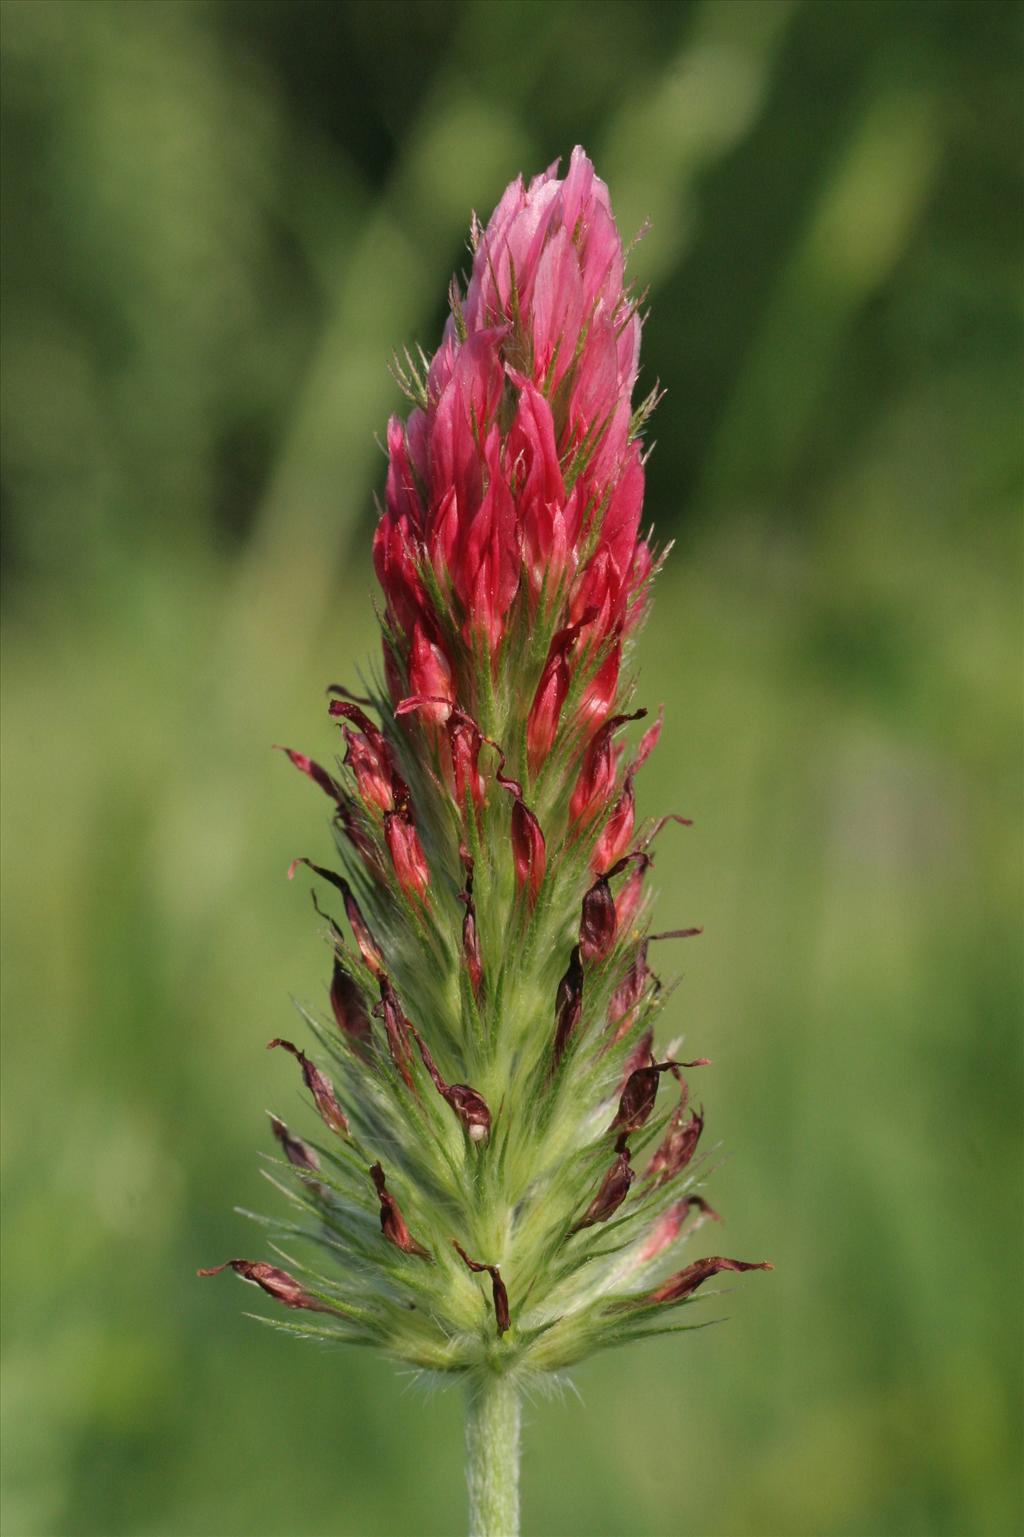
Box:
<box><xmin>2</xmin><ymin>1</ymin><xmax>1021</xmax><ymax>1534</ymax></box>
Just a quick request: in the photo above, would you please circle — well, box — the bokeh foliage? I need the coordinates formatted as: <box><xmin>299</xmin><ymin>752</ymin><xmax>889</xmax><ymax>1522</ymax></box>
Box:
<box><xmin>1</xmin><ymin>2</ymin><xmax>1021</xmax><ymax>1534</ymax></box>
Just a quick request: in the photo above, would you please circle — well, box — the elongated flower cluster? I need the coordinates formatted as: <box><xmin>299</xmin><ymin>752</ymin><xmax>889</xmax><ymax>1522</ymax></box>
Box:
<box><xmin>201</xmin><ymin>149</ymin><xmax>770</xmax><ymax>1375</ymax></box>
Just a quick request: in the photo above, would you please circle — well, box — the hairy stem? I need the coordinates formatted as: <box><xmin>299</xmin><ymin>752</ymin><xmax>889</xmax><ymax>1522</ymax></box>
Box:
<box><xmin>466</xmin><ymin>1373</ymin><xmax>521</xmax><ymax>1537</ymax></box>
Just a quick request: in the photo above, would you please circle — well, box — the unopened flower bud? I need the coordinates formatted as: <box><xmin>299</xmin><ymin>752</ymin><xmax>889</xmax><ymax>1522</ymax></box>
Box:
<box><xmin>383</xmin><ymin>810</ymin><xmax>431</xmax><ymax>903</ymax></box>
<box><xmin>407</xmin><ymin>624</ymin><xmax>454</xmax><ymax>722</ymax></box>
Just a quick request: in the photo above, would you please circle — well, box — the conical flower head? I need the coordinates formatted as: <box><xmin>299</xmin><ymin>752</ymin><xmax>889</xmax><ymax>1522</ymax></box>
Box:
<box><xmin>375</xmin><ymin>146</ymin><xmax>651</xmax><ymax>731</ymax></box>
<box><xmin>202</xmin><ymin>149</ymin><xmax>769</xmax><ymax>1380</ymax></box>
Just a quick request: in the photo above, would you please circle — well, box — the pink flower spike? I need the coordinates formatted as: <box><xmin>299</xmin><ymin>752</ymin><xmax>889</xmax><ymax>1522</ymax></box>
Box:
<box><xmin>205</xmin><ymin>148</ymin><xmax>775</xmax><ymax>1395</ymax></box>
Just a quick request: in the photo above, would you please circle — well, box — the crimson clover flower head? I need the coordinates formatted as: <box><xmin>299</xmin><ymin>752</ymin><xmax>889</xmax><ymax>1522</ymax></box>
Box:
<box><xmin>201</xmin><ymin>148</ymin><xmax>769</xmax><ymax>1379</ymax></box>
<box><xmin>376</xmin><ymin>148</ymin><xmax>651</xmax><ymax>714</ymax></box>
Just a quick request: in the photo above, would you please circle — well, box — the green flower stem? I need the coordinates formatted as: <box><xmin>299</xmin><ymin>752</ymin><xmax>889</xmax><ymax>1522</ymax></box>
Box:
<box><xmin>466</xmin><ymin>1373</ymin><xmax>521</xmax><ymax>1537</ymax></box>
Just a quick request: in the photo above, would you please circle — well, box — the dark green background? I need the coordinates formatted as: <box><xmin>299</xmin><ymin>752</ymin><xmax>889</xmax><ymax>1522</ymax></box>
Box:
<box><xmin>2</xmin><ymin>2</ymin><xmax>1021</xmax><ymax>1534</ymax></box>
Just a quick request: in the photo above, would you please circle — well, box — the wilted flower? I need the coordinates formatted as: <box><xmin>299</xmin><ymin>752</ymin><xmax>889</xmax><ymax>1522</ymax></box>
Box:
<box><xmin>201</xmin><ymin>146</ymin><xmax>769</xmax><ymax>1536</ymax></box>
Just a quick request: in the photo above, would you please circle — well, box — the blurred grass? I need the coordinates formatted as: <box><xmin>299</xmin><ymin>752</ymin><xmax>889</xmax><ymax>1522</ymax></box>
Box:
<box><xmin>1</xmin><ymin>2</ymin><xmax>1021</xmax><ymax>1535</ymax></box>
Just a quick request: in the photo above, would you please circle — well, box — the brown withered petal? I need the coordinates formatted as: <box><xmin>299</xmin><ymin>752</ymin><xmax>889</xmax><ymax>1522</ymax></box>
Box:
<box><xmin>639</xmin><ymin>1194</ymin><xmax>721</xmax><ymax>1262</ymax></box>
<box><xmin>408</xmin><ymin>1025</ymin><xmax>492</xmax><ymax>1142</ymax></box>
<box><xmin>458</xmin><ymin>853</ymin><xmax>485</xmax><ymax>995</ymax></box>
<box><xmin>383</xmin><ymin>810</ymin><xmax>431</xmax><ymax>902</ymax></box>
<box><xmin>326</xmin><ymin>683</ymin><xmax>374</xmax><ymax>707</ymax></box>
<box><xmin>647</xmin><ymin>1255</ymin><xmax>773</xmax><ymax>1305</ymax></box>
<box><xmin>330</xmin><ymin>958</ymin><xmax>373</xmax><ymax>1055</ymax></box>
<box><xmin>607</xmin><ymin>943</ymin><xmax>651</xmax><ymax>1032</ymax></box>
<box><xmin>569</xmin><ymin>709</ymin><xmax>647</xmax><ymax>827</ymax></box>
<box><xmin>339</xmin><ymin>881</ymin><xmax>387</xmax><ymax>977</ymax></box>
<box><xmin>646</xmin><ymin>1103</ymin><xmax>705</xmax><ymax>1183</ymax></box>
<box><xmin>452</xmin><ymin>1241</ymin><xmax>511</xmax><ymax>1335</ymax></box>
<box><xmin>444</xmin><ymin>1083</ymin><xmax>492</xmax><ymax>1143</ymax></box>
<box><xmin>552</xmin><ymin>945</ymin><xmax>584</xmax><ymax>1066</ymax></box>
<box><xmin>327</xmin><ymin>699</ymin><xmax>398</xmax><ymax>780</ymax></box>
<box><xmin>460</xmin><ymin>895</ymin><xmax>485</xmax><ymax>997</ymax></box>
<box><xmin>510</xmin><ymin>798</ymin><xmax>546</xmax><ymax>903</ymax></box>
<box><xmin>288</xmin><ymin>855</ymin><xmax>346</xmax><ymax>896</ymax></box>
<box><xmin>197</xmin><ymin>1259</ymin><xmax>343</xmax><ymax>1314</ymax></box>
<box><xmin>613</xmin><ymin>855</ymin><xmax>651</xmax><ymax>936</ymax></box>
<box><xmin>336</xmin><ymin>800</ymin><xmax>382</xmax><ymax>872</ymax></box>
<box><xmin>618</xmin><ymin>1026</ymin><xmax>655</xmax><ymax>1088</ymax></box>
<box><xmin>267</xmin><ymin>1038</ymin><xmax>350</xmax><ymax>1136</ymax></box>
<box><xmin>291</xmin><ymin>859</ymin><xmax>387</xmax><ymax>977</ymax></box>
<box><xmin>612</xmin><ymin>1058</ymin><xmax>676</xmax><ymax>1135</ymax></box>
<box><xmin>369</xmin><ymin>1163</ymin><xmax>431</xmax><ymax>1259</ymax></box>
<box><xmin>273</xmin><ymin>746</ymin><xmax>342</xmax><ymax>803</ymax></box>
<box><xmin>571</xmin><ymin>1146</ymin><xmax>634</xmax><ymax>1233</ymax></box>
<box><xmin>641</xmin><ymin>812</ymin><xmax>695</xmax><ymax>849</ymax></box>
<box><xmin>378</xmin><ymin>978</ymin><xmax>416</xmax><ymax>1088</ymax></box>
<box><xmin>579</xmin><ymin>875</ymin><xmax>616</xmax><ymax>963</ymax></box>
<box><xmin>630</xmin><ymin>706</ymin><xmax>664</xmax><ymax>774</ymax></box>
<box><xmin>269</xmin><ymin>1113</ymin><xmax>321</xmax><ymax>1172</ymax></box>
